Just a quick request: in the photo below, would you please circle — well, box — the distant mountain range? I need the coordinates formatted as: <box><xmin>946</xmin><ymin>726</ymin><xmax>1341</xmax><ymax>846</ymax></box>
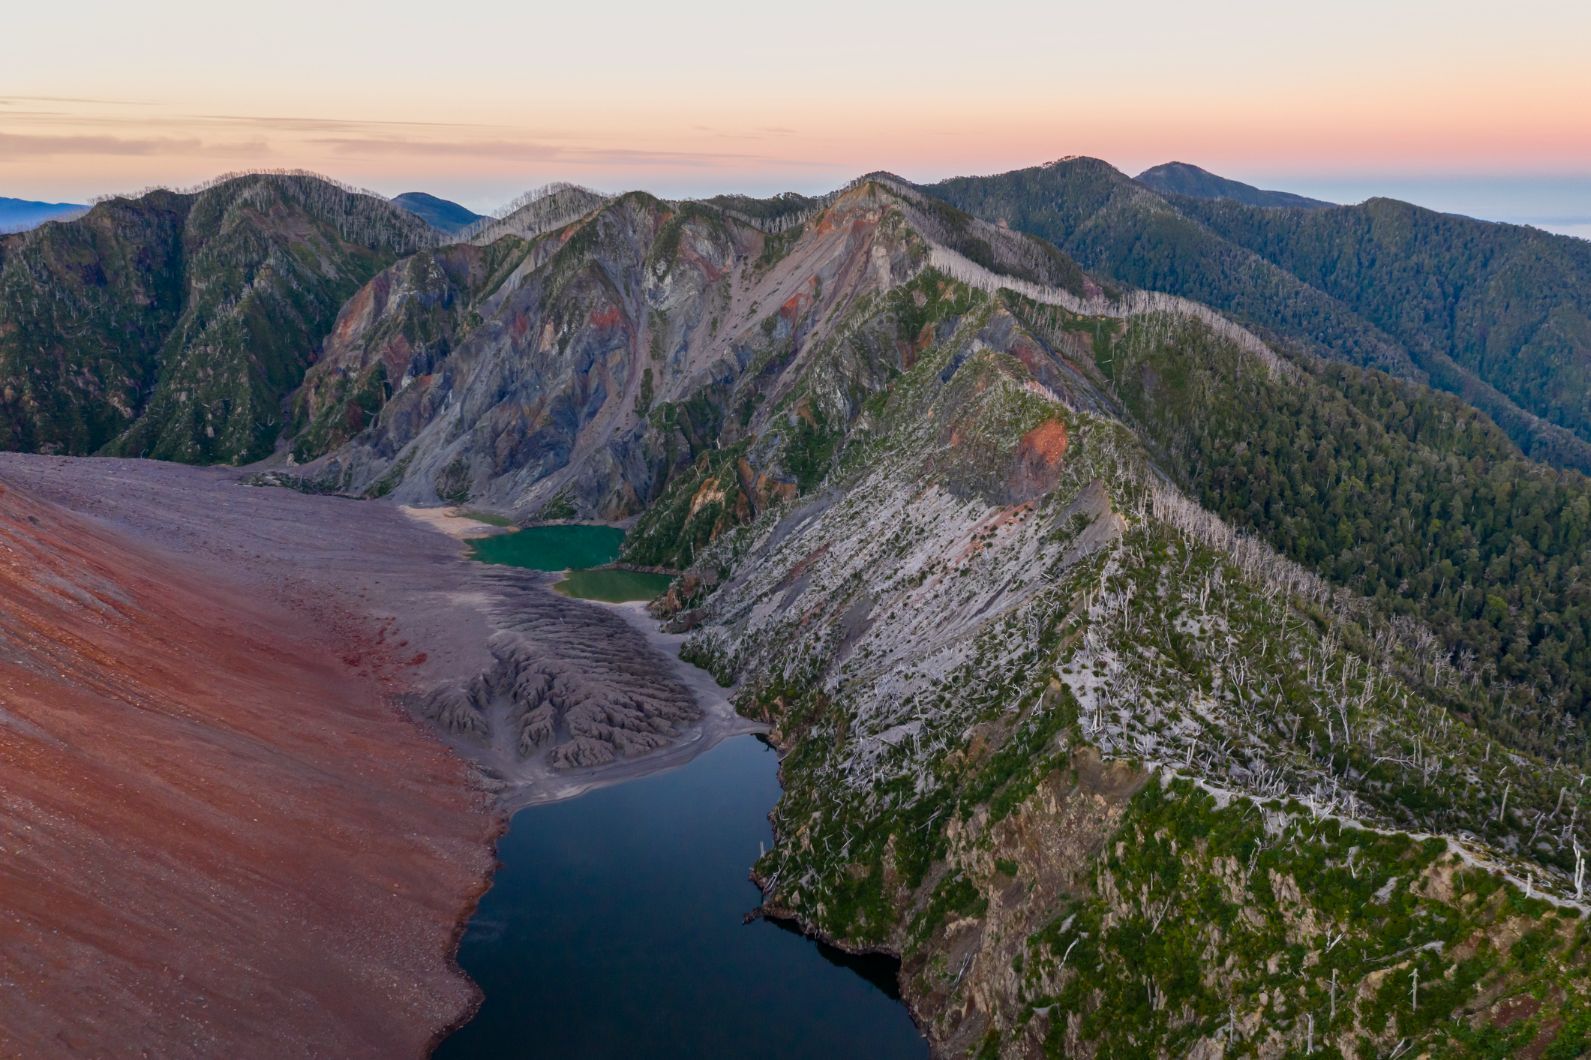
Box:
<box><xmin>391</xmin><ymin>191</ymin><xmax>485</xmax><ymax>233</ymax></box>
<box><xmin>930</xmin><ymin>157</ymin><xmax>1591</xmax><ymax>471</ymax></box>
<box><xmin>0</xmin><ymin>196</ymin><xmax>88</xmax><ymax>233</ymax></box>
<box><xmin>1135</xmin><ymin>161</ymin><xmax>1333</xmax><ymax>208</ymax></box>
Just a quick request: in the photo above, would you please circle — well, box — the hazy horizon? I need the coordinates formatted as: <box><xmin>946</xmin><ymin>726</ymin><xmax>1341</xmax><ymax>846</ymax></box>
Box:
<box><xmin>5</xmin><ymin>159</ymin><xmax>1587</xmax><ymax>241</ymax></box>
<box><xmin>7</xmin><ymin>0</ymin><xmax>1587</xmax><ymax>236</ymax></box>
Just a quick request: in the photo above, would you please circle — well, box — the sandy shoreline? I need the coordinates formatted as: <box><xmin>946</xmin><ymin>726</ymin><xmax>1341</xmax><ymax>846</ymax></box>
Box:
<box><xmin>392</xmin><ymin>505</ymin><xmax>764</xmax><ymax>811</ymax></box>
<box><xmin>399</xmin><ymin>504</ymin><xmax>508</xmax><ymax>540</ymax></box>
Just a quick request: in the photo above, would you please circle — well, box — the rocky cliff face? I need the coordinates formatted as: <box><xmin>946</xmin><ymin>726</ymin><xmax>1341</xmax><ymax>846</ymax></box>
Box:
<box><xmin>288</xmin><ymin>239</ymin><xmax>524</xmax><ymax>463</ymax></box>
<box><xmin>292</xmin><ymin>186</ymin><xmax>890</xmax><ymax>514</ymax></box>
<box><xmin>632</xmin><ymin>196</ymin><xmax>1591</xmax><ymax>1054</ymax></box>
<box><xmin>288</xmin><ymin>181</ymin><xmax>1088</xmax><ymax>525</ymax></box>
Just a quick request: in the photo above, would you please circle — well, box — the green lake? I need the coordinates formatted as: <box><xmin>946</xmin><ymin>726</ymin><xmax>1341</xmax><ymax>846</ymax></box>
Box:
<box><xmin>553</xmin><ymin>567</ymin><xmax>674</xmax><ymax>603</ymax></box>
<box><xmin>470</xmin><ymin>524</ymin><xmax>671</xmax><ymax>603</ymax></box>
<box><xmin>469</xmin><ymin>524</ymin><xmax>626</xmax><ymax>571</ymax></box>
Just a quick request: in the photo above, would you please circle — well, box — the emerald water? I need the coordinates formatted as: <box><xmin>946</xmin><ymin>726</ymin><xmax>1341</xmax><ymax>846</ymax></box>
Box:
<box><xmin>553</xmin><ymin>567</ymin><xmax>675</xmax><ymax>603</ymax></box>
<box><xmin>435</xmin><ymin>737</ymin><xmax>925</xmax><ymax>1059</ymax></box>
<box><xmin>469</xmin><ymin>524</ymin><xmax>626</xmax><ymax>571</ymax></box>
<box><xmin>470</xmin><ymin>524</ymin><xmax>671</xmax><ymax>603</ymax></box>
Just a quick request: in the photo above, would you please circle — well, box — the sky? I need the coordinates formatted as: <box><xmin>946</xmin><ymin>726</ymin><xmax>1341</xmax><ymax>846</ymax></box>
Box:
<box><xmin>5</xmin><ymin>0</ymin><xmax>1588</xmax><ymax>234</ymax></box>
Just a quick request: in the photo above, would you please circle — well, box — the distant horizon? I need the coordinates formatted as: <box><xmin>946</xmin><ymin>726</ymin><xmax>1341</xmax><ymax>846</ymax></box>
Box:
<box><xmin>7</xmin><ymin>157</ymin><xmax>1587</xmax><ymax>241</ymax></box>
<box><xmin>8</xmin><ymin>0</ymin><xmax>1589</xmax><ymax>236</ymax></box>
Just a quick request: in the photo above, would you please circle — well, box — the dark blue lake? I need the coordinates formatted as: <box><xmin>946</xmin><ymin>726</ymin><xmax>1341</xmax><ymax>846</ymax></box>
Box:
<box><xmin>436</xmin><ymin>736</ymin><xmax>926</xmax><ymax>1059</ymax></box>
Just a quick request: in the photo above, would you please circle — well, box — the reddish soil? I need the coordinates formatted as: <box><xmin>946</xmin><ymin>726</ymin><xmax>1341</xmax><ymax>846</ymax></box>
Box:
<box><xmin>1010</xmin><ymin>417</ymin><xmax>1069</xmax><ymax>502</ymax></box>
<box><xmin>1018</xmin><ymin>418</ymin><xmax>1069</xmax><ymax>466</ymax></box>
<box><xmin>1491</xmin><ymin>993</ymin><xmax>1543</xmax><ymax>1028</ymax></box>
<box><xmin>587</xmin><ymin>304</ymin><xmax>624</xmax><ymax>330</ymax></box>
<box><xmin>0</xmin><ymin>463</ymin><xmax>497</xmax><ymax>1057</ymax></box>
<box><xmin>779</xmin><ymin>287</ymin><xmax>811</xmax><ymax>323</ymax></box>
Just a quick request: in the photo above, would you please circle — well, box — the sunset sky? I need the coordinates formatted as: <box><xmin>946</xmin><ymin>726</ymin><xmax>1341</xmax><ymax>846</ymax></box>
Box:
<box><xmin>6</xmin><ymin>0</ymin><xmax>1588</xmax><ymax>233</ymax></box>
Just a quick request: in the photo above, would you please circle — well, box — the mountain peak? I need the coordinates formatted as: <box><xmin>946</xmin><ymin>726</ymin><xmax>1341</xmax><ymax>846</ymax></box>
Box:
<box><xmin>391</xmin><ymin>191</ymin><xmax>486</xmax><ymax>234</ymax></box>
<box><xmin>1041</xmin><ymin>155</ymin><xmax>1121</xmax><ymax>173</ymax></box>
<box><xmin>0</xmin><ymin>195</ymin><xmax>88</xmax><ymax>234</ymax></box>
<box><xmin>1136</xmin><ymin>161</ymin><xmax>1332</xmax><ymax>208</ymax></box>
<box><xmin>0</xmin><ymin>173</ymin><xmax>433</xmax><ymax>463</ymax></box>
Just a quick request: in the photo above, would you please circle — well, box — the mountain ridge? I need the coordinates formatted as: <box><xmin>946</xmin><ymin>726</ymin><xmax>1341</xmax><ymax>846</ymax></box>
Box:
<box><xmin>0</xmin><ymin>195</ymin><xmax>88</xmax><ymax>233</ymax></box>
<box><xmin>639</xmin><ymin>224</ymin><xmax>1591</xmax><ymax>1053</ymax></box>
<box><xmin>1135</xmin><ymin>161</ymin><xmax>1333</xmax><ymax>208</ymax></box>
<box><xmin>392</xmin><ymin>190</ymin><xmax>486</xmax><ymax>233</ymax></box>
<box><xmin>0</xmin><ymin>173</ymin><xmax>434</xmax><ymax>462</ymax></box>
<box><xmin>929</xmin><ymin>156</ymin><xmax>1591</xmax><ymax>472</ymax></box>
<box><xmin>283</xmin><ymin>177</ymin><xmax>1093</xmax><ymax>520</ymax></box>
<box><xmin>277</xmin><ymin>166</ymin><xmax>1591</xmax><ymax>762</ymax></box>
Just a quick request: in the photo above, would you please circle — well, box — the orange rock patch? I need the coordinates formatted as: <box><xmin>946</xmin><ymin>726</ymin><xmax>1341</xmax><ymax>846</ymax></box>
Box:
<box><xmin>1020</xmin><ymin>418</ymin><xmax>1069</xmax><ymax>466</ymax></box>
<box><xmin>1008</xmin><ymin>417</ymin><xmax>1069</xmax><ymax>503</ymax></box>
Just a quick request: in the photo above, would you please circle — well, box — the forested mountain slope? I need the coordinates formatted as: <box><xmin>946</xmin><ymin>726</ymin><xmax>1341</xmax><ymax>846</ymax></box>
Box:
<box><xmin>1175</xmin><ymin>193</ymin><xmax>1591</xmax><ymax>456</ymax></box>
<box><xmin>928</xmin><ymin>158</ymin><xmax>1591</xmax><ymax>471</ymax></box>
<box><xmin>0</xmin><ymin>173</ymin><xmax>433</xmax><ymax>463</ymax></box>
<box><xmin>1104</xmin><ymin>312</ymin><xmax>1591</xmax><ymax>738</ymax></box>
<box><xmin>620</xmin><ymin>187</ymin><xmax>1591</xmax><ymax>1055</ymax></box>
